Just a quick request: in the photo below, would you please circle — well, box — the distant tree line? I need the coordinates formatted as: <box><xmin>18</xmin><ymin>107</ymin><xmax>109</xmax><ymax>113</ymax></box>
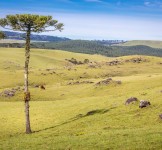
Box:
<box><xmin>0</xmin><ymin>40</ymin><xmax>162</xmax><ymax>57</ymax></box>
<box><xmin>2</xmin><ymin>31</ymin><xmax>69</xmax><ymax>42</ymax></box>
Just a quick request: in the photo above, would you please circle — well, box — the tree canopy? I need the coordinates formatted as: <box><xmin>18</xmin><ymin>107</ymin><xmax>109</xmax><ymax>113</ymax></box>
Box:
<box><xmin>0</xmin><ymin>14</ymin><xmax>64</xmax><ymax>32</ymax></box>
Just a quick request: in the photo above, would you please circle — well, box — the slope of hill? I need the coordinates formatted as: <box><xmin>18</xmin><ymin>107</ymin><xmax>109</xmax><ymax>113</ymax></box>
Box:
<box><xmin>117</xmin><ymin>40</ymin><xmax>162</xmax><ymax>48</ymax></box>
<box><xmin>0</xmin><ymin>47</ymin><xmax>162</xmax><ymax>149</ymax></box>
<box><xmin>3</xmin><ymin>31</ymin><xmax>71</xmax><ymax>42</ymax></box>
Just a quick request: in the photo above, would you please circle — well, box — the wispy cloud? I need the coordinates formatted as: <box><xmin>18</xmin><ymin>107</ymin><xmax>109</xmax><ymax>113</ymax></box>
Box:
<box><xmin>144</xmin><ymin>1</ymin><xmax>162</xmax><ymax>8</ymax></box>
<box><xmin>41</xmin><ymin>13</ymin><xmax>162</xmax><ymax>40</ymax></box>
<box><xmin>144</xmin><ymin>1</ymin><xmax>150</xmax><ymax>6</ymax></box>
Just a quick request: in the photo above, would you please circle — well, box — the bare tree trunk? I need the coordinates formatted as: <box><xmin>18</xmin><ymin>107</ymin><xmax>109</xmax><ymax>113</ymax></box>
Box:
<box><xmin>24</xmin><ymin>27</ymin><xmax>32</xmax><ymax>134</ymax></box>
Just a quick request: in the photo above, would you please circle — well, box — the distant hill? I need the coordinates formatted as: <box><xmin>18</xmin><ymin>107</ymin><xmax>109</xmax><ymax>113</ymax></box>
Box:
<box><xmin>1</xmin><ymin>32</ymin><xmax>162</xmax><ymax>57</ymax></box>
<box><xmin>0</xmin><ymin>40</ymin><xmax>162</xmax><ymax>57</ymax></box>
<box><xmin>117</xmin><ymin>40</ymin><xmax>162</xmax><ymax>48</ymax></box>
<box><xmin>3</xmin><ymin>31</ymin><xmax>71</xmax><ymax>42</ymax></box>
<box><xmin>30</xmin><ymin>41</ymin><xmax>162</xmax><ymax>57</ymax></box>
<box><xmin>3</xmin><ymin>31</ymin><xmax>125</xmax><ymax>45</ymax></box>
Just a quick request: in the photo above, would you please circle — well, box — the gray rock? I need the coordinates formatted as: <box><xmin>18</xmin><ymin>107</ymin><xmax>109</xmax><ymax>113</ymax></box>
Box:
<box><xmin>34</xmin><ymin>85</ymin><xmax>40</xmax><ymax>88</ymax></box>
<box><xmin>7</xmin><ymin>92</ymin><xmax>15</xmax><ymax>97</ymax></box>
<box><xmin>116</xmin><ymin>81</ymin><xmax>122</xmax><ymax>84</ymax></box>
<box><xmin>139</xmin><ymin>100</ymin><xmax>151</xmax><ymax>108</ymax></box>
<box><xmin>125</xmin><ymin>97</ymin><xmax>138</xmax><ymax>105</ymax></box>
<box><xmin>159</xmin><ymin>114</ymin><xmax>162</xmax><ymax>119</ymax></box>
<box><xmin>0</xmin><ymin>89</ymin><xmax>16</xmax><ymax>98</ymax></box>
<box><xmin>96</xmin><ymin>78</ymin><xmax>112</xmax><ymax>85</ymax></box>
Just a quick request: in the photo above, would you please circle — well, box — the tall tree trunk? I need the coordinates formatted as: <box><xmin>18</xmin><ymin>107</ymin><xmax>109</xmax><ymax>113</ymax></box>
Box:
<box><xmin>24</xmin><ymin>27</ymin><xmax>32</xmax><ymax>134</ymax></box>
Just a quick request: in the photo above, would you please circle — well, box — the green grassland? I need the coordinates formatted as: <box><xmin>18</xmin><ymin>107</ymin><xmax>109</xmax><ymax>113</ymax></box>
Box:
<box><xmin>118</xmin><ymin>40</ymin><xmax>162</xmax><ymax>48</ymax></box>
<box><xmin>0</xmin><ymin>48</ymin><xmax>162</xmax><ymax>150</ymax></box>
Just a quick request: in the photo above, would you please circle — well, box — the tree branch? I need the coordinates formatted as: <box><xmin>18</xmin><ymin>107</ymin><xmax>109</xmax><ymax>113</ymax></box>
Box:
<box><xmin>42</xmin><ymin>29</ymin><xmax>59</xmax><ymax>32</ymax></box>
<box><xmin>2</xmin><ymin>27</ymin><xmax>26</xmax><ymax>32</ymax></box>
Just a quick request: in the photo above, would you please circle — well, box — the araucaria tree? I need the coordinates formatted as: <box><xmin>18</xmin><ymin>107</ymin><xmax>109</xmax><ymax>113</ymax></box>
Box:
<box><xmin>0</xmin><ymin>14</ymin><xmax>64</xmax><ymax>134</ymax></box>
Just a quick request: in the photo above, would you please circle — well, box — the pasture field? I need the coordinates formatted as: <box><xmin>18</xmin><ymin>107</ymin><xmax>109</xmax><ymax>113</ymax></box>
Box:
<box><xmin>0</xmin><ymin>48</ymin><xmax>162</xmax><ymax>150</ymax></box>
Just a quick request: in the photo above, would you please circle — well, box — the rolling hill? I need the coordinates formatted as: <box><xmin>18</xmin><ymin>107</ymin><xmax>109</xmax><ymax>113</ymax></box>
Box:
<box><xmin>0</xmin><ymin>47</ymin><xmax>162</xmax><ymax>149</ymax></box>
<box><xmin>117</xmin><ymin>40</ymin><xmax>162</xmax><ymax>48</ymax></box>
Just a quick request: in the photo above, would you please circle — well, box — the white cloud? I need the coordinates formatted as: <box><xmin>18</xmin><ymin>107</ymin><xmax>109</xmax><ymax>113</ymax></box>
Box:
<box><xmin>1</xmin><ymin>10</ymin><xmax>162</xmax><ymax>40</ymax></box>
<box><xmin>38</xmin><ymin>13</ymin><xmax>162</xmax><ymax>40</ymax></box>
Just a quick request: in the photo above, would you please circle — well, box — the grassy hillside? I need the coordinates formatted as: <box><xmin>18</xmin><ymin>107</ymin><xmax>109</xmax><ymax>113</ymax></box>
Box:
<box><xmin>0</xmin><ymin>48</ymin><xmax>162</xmax><ymax>150</ymax></box>
<box><xmin>118</xmin><ymin>40</ymin><xmax>162</xmax><ymax>48</ymax></box>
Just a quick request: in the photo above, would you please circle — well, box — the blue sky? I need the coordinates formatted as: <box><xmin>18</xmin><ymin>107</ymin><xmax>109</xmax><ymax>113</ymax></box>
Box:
<box><xmin>1</xmin><ymin>0</ymin><xmax>162</xmax><ymax>40</ymax></box>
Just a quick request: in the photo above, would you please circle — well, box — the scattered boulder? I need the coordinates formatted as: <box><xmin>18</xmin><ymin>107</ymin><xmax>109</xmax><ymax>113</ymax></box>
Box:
<box><xmin>67</xmin><ymin>81</ymin><xmax>94</xmax><ymax>85</ymax></box>
<box><xmin>84</xmin><ymin>59</ymin><xmax>90</xmax><ymax>64</ymax></box>
<box><xmin>159</xmin><ymin>114</ymin><xmax>162</xmax><ymax>120</ymax></box>
<box><xmin>40</xmin><ymin>85</ymin><xmax>45</xmax><ymax>90</ymax></box>
<box><xmin>41</xmin><ymin>73</ymin><xmax>46</xmax><ymax>76</ymax></box>
<box><xmin>125</xmin><ymin>57</ymin><xmax>147</xmax><ymax>63</ymax></box>
<box><xmin>125</xmin><ymin>97</ymin><xmax>138</xmax><ymax>105</ymax></box>
<box><xmin>139</xmin><ymin>100</ymin><xmax>151</xmax><ymax>108</ymax></box>
<box><xmin>66</xmin><ymin>58</ymin><xmax>83</xmax><ymax>65</ymax></box>
<box><xmin>116</xmin><ymin>81</ymin><xmax>122</xmax><ymax>84</ymax></box>
<box><xmin>34</xmin><ymin>85</ymin><xmax>40</xmax><ymax>88</ymax></box>
<box><xmin>96</xmin><ymin>78</ymin><xmax>121</xmax><ymax>86</ymax></box>
<box><xmin>88</xmin><ymin>63</ymin><xmax>101</xmax><ymax>68</ymax></box>
<box><xmin>96</xmin><ymin>78</ymin><xmax>112</xmax><ymax>85</ymax></box>
<box><xmin>140</xmin><ymin>92</ymin><xmax>147</xmax><ymax>96</ymax></box>
<box><xmin>0</xmin><ymin>87</ymin><xmax>22</xmax><ymax>98</ymax></box>
<box><xmin>34</xmin><ymin>84</ymin><xmax>46</xmax><ymax>90</ymax></box>
<box><xmin>46</xmin><ymin>68</ymin><xmax>54</xmax><ymax>71</ymax></box>
<box><xmin>66</xmin><ymin>58</ymin><xmax>91</xmax><ymax>65</ymax></box>
<box><xmin>88</xmin><ymin>64</ymin><xmax>97</xmax><ymax>68</ymax></box>
<box><xmin>7</xmin><ymin>91</ymin><xmax>15</xmax><ymax>97</ymax></box>
<box><xmin>107</xmin><ymin>60</ymin><xmax>122</xmax><ymax>66</ymax></box>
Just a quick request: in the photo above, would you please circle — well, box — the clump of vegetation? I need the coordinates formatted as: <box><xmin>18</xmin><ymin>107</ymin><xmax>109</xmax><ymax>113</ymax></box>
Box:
<box><xmin>84</xmin><ymin>59</ymin><xmax>90</xmax><ymax>64</ymax></box>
